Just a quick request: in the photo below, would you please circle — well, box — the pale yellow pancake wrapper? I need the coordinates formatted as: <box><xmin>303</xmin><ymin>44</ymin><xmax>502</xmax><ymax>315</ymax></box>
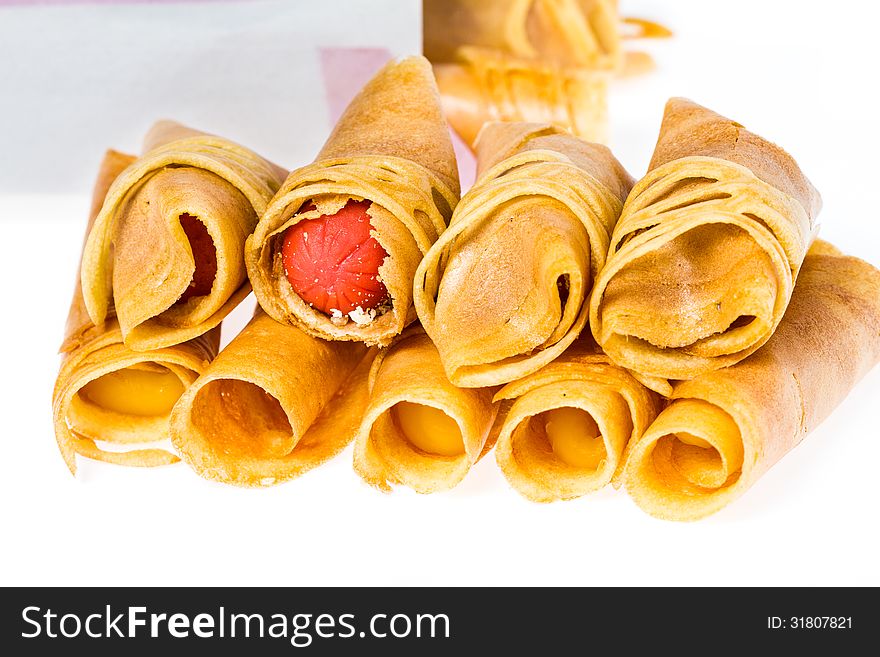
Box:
<box><xmin>54</xmin><ymin>150</ymin><xmax>220</xmax><ymax>474</ymax></box>
<box><xmin>623</xmin><ymin>242</ymin><xmax>880</xmax><ymax>520</ymax></box>
<box><xmin>590</xmin><ymin>98</ymin><xmax>822</xmax><ymax>383</ymax></box>
<box><xmin>246</xmin><ymin>57</ymin><xmax>458</xmax><ymax>348</ymax></box>
<box><xmin>353</xmin><ymin>328</ymin><xmax>498</xmax><ymax>493</ymax></box>
<box><xmin>170</xmin><ymin>310</ymin><xmax>373</xmax><ymax>487</ymax></box>
<box><xmin>81</xmin><ymin>121</ymin><xmax>285</xmax><ymax>351</ymax></box>
<box><xmin>414</xmin><ymin>122</ymin><xmax>633</xmax><ymax>388</ymax></box>
<box><xmin>494</xmin><ymin>340</ymin><xmax>661</xmax><ymax>502</ymax></box>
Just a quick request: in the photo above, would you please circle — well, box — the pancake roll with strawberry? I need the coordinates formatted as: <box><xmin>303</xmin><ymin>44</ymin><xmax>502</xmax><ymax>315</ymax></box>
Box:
<box><xmin>245</xmin><ymin>57</ymin><xmax>460</xmax><ymax>346</ymax></box>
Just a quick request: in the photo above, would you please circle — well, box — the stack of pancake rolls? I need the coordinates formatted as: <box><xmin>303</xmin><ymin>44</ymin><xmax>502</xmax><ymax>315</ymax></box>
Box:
<box><xmin>53</xmin><ymin>54</ymin><xmax>880</xmax><ymax>521</ymax></box>
<box><xmin>424</xmin><ymin>97</ymin><xmax>878</xmax><ymax>519</ymax></box>
<box><xmin>54</xmin><ymin>56</ymin><xmax>459</xmax><ymax>484</ymax></box>
<box><xmin>54</xmin><ymin>121</ymin><xmax>284</xmax><ymax>471</ymax></box>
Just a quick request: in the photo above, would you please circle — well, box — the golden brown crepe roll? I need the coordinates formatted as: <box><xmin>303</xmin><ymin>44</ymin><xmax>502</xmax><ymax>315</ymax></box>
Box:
<box><xmin>623</xmin><ymin>241</ymin><xmax>880</xmax><ymax>521</ymax></box>
<box><xmin>54</xmin><ymin>150</ymin><xmax>220</xmax><ymax>474</ymax></box>
<box><xmin>245</xmin><ymin>56</ymin><xmax>459</xmax><ymax>347</ymax></box>
<box><xmin>414</xmin><ymin>122</ymin><xmax>633</xmax><ymax>388</ymax></box>
<box><xmin>589</xmin><ymin>98</ymin><xmax>822</xmax><ymax>382</ymax></box>
<box><xmin>170</xmin><ymin>310</ymin><xmax>373</xmax><ymax>487</ymax></box>
<box><xmin>353</xmin><ymin>327</ymin><xmax>498</xmax><ymax>493</ymax></box>
<box><xmin>433</xmin><ymin>47</ymin><xmax>609</xmax><ymax>147</ymax></box>
<box><xmin>494</xmin><ymin>339</ymin><xmax>661</xmax><ymax>502</ymax></box>
<box><xmin>80</xmin><ymin>121</ymin><xmax>285</xmax><ymax>351</ymax></box>
<box><xmin>424</xmin><ymin>0</ymin><xmax>622</xmax><ymax>70</ymax></box>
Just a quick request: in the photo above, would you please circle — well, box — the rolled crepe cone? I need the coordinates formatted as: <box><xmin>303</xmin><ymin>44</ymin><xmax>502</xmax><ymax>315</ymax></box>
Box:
<box><xmin>623</xmin><ymin>241</ymin><xmax>880</xmax><ymax>521</ymax></box>
<box><xmin>170</xmin><ymin>309</ymin><xmax>372</xmax><ymax>487</ymax></box>
<box><xmin>80</xmin><ymin>121</ymin><xmax>286</xmax><ymax>351</ymax></box>
<box><xmin>434</xmin><ymin>47</ymin><xmax>609</xmax><ymax>148</ymax></box>
<box><xmin>494</xmin><ymin>339</ymin><xmax>661</xmax><ymax>502</ymax></box>
<box><xmin>53</xmin><ymin>150</ymin><xmax>220</xmax><ymax>474</ymax></box>
<box><xmin>414</xmin><ymin>122</ymin><xmax>633</xmax><ymax>388</ymax></box>
<box><xmin>352</xmin><ymin>327</ymin><xmax>498</xmax><ymax>493</ymax></box>
<box><xmin>589</xmin><ymin>98</ymin><xmax>822</xmax><ymax>382</ymax></box>
<box><xmin>424</xmin><ymin>0</ymin><xmax>622</xmax><ymax>70</ymax></box>
<box><xmin>245</xmin><ymin>56</ymin><xmax>460</xmax><ymax>347</ymax></box>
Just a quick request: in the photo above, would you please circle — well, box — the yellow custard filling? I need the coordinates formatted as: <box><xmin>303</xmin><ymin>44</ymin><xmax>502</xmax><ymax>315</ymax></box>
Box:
<box><xmin>393</xmin><ymin>401</ymin><xmax>465</xmax><ymax>457</ymax></box>
<box><xmin>544</xmin><ymin>406</ymin><xmax>606</xmax><ymax>469</ymax></box>
<box><xmin>80</xmin><ymin>367</ymin><xmax>185</xmax><ymax>417</ymax></box>
<box><xmin>675</xmin><ymin>432</ymin><xmax>713</xmax><ymax>449</ymax></box>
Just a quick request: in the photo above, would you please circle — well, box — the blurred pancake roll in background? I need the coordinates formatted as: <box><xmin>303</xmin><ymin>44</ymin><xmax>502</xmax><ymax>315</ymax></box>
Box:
<box><xmin>245</xmin><ymin>56</ymin><xmax>460</xmax><ymax>347</ymax></box>
<box><xmin>433</xmin><ymin>47</ymin><xmax>609</xmax><ymax>147</ymax></box>
<box><xmin>590</xmin><ymin>98</ymin><xmax>822</xmax><ymax>384</ymax></box>
<box><xmin>424</xmin><ymin>0</ymin><xmax>671</xmax><ymax>147</ymax></box>
<box><xmin>80</xmin><ymin>122</ymin><xmax>285</xmax><ymax>351</ymax></box>
<box><xmin>170</xmin><ymin>310</ymin><xmax>373</xmax><ymax>487</ymax></box>
<box><xmin>414</xmin><ymin>122</ymin><xmax>633</xmax><ymax>388</ymax></box>
<box><xmin>623</xmin><ymin>241</ymin><xmax>880</xmax><ymax>520</ymax></box>
<box><xmin>54</xmin><ymin>151</ymin><xmax>219</xmax><ymax>474</ymax></box>
<box><xmin>424</xmin><ymin>0</ymin><xmax>622</xmax><ymax>70</ymax></box>
<box><xmin>494</xmin><ymin>339</ymin><xmax>661</xmax><ymax>502</ymax></box>
<box><xmin>353</xmin><ymin>328</ymin><xmax>497</xmax><ymax>493</ymax></box>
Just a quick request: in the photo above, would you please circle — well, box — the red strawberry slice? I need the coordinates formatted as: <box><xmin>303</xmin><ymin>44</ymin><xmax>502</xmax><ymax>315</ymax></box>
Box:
<box><xmin>177</xmin><ymin>213</ymin><xmax>217</xmax><ymax>303</ymax></box>
<box><xmin>281</xmin><ymin>199</ymin><xmax>390</xmax><ymax>316</ymax></box>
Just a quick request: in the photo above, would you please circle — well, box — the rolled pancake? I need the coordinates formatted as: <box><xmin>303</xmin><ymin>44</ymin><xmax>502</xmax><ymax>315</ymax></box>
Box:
<box><xmin>590</xmin><ymin>98</ymin><xmax>822</xmax><ymax>382</ymax></box>
<box><xmin>53</xmin><ymin>150</ymin><xmax>220</xmax><ymax>474</ymax></box>
<box><xmin>170</xmin><ymin>310</ymin><xmax>372</xmax><ymax>487</ymax></box>
<box><xmin>245</xmin><ymin>56</ymin><xmax>459</xmax><ymax>347</ymax></box>
<box><xmin>494</xmin><ymin>339</ymin><xmax>660</xmax><ymax>502</ymax></box>
<box><xmin>424</xmin><ymin>0</ymin><xmax>622</xmax><ymax>70</ymax></box>
<box><xmin>353</xmin><ymin>328</ymin><xmax>498</xmax><ymax>493</ymax></box>
<box><xmin>414</xmin><ymin>122</ymin><xmax>633</xmax><ymax>388</ymax></box>
<box><xmin>623</xmin><ymin>241</ymin><xmax>880</xmax><ymax>520</ymax></box>
<box><xmin>81</xmin><ymin>121</ymin><xmax>285</xmax><ymax>351</ymax></box>
<box><xmin>433</xmin><ymin>47</ymin><xmax>609</xmax><ymax>147</ymax></box>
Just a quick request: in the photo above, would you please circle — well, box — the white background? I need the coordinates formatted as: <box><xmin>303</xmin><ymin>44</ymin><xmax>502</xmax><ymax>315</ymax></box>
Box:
<box><xmin>1</xmin><ymin>0</ymin><xmax>878</xmax><ymax>587</ymax></box>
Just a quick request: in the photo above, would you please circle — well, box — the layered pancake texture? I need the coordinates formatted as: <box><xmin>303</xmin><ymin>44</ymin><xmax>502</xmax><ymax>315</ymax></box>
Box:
<box><xmin>623</xmin><ymin>242</ymin><xmax>880</xmax><ymax>520</ymax></box>
<box><xmin>80</xmin><ymin>121</ymin><xmax>285</xmax><ymax>351</ymax></box>
<box><xmin>415</xmin><ymin>121</ymin><xmax>633</xmax><ymax>387</ymax></box>
<box><xmin>494</xmin><ymin>340</ymin><xmax>661</xmax><ymax>502</ymax></box>
<box><xmin>590</xmin><ymin>98</ymin><xmax>821</xmax><ymax>383</ymax></box>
